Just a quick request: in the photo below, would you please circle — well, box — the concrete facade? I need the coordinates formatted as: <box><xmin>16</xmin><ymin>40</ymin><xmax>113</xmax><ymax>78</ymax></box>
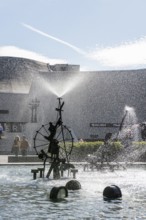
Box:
<box><xmin>0</xmin><ymin>57</ymin><xmax>146</xmax><ymax>153</ymax></box>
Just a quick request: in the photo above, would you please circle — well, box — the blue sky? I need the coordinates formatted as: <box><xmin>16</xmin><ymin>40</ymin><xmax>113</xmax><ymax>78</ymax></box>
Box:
<box><xmin>1</xmin><ymin>0</ymin><xmax>146</xmax><ymax>70</ymax></box>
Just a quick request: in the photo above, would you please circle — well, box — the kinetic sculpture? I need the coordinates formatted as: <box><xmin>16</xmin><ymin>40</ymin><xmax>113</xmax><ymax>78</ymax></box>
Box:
<box><xmin>33</xmin><ymin>98</ymin><xmax>74</xmax><ymax>179</ymax></box>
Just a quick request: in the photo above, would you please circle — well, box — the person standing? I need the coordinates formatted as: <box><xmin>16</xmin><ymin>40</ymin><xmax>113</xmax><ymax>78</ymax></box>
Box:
<box><xmin>20</xmin><ymin>135</ymin><xmax>29</xmax><ymax>156</ymax></box>
<box><xmin>0</xmin><ymin>123</ymin><xmax>3</xmax><ymax>139</ymax></box>
<box><xmin>11</xmin><ymin>136</ymin><xmax>20</xmax><ymax>157</ymax></box>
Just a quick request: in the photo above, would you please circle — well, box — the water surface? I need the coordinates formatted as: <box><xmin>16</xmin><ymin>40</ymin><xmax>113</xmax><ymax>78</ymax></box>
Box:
<box><xmin>0</xmin><ymin>165</ymin><xmax>146</xmax><ymax>219</ymax></box>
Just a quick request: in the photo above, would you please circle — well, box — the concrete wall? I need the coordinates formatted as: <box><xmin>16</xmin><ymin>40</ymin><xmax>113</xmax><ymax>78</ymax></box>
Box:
<box><xmin>0</xmin><ymin>60</ymin><xmax>146</xmax><ymax>153</ymax></box>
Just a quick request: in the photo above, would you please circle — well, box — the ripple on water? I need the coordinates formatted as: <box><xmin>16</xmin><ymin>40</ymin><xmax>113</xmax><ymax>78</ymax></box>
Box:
<box><xmin>0</xmin><ymin>166</ymin><xmax>146</xmax><ymax>219</ymax></box>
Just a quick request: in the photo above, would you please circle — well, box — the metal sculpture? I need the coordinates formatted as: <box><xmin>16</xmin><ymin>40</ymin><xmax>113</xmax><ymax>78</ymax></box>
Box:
<box><xmin>84</xmin><ymin>111</ymin><xmax>129</xmax><ymax>171</ymax></box>
<box><xmin>33</xmin><ymin>97</ymin><xmax>74</xmax><ymax>179</ymax></box>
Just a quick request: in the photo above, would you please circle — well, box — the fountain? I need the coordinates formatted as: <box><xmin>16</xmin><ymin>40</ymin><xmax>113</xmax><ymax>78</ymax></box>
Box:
<box><xmin>117</xmin><ymin>105</ymin><xmax>139</xmax><ymax>143</ymax></box>
<box><xmin>85</xmin><ymin>105</ymin><xmax>143</xmax><ymax>170</ymax></box>
<box><xmin>1</xmin><ymin>70</ymin><xmax>146</xmax><ymax>219</ymax></box>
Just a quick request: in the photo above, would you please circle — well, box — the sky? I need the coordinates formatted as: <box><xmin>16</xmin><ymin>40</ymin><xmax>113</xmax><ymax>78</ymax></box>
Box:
<box><xmin>1</xmin><ymin>0</ymin><xmax>146</xmax><ymax>71</ymax></box>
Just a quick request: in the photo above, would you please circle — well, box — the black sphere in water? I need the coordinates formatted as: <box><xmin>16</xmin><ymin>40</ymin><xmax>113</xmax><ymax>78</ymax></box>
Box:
<box><xmin>66</xmin><ymin>180</ymin><xmax>81</xmax><ymax>190</ymax></box>
<box><xmin>103</xmin><ymin>185</ymin><xmax>122</xmax><ymax>199</ymax></box>
<box><xmin>50</xmin><ymin>186</ymin><xmax>68</xmax><ymax>200</ymax></box>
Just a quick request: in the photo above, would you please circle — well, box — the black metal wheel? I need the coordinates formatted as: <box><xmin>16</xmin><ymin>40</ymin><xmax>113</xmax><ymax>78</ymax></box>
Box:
<box><xmin>33</xmin><ymin>123</ymin><xmax>74</xmax><ymax>163</ymax></box>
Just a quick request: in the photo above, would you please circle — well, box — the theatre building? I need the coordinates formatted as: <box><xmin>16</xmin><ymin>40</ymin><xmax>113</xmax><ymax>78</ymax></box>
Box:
<box><xmin>0</xmin><ymin>56</ymin><xmax>146</xmax><ymax>153</ymax></box>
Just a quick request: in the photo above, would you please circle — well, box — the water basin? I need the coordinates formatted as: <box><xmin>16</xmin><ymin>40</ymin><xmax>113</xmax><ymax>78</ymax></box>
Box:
<box><xmin>0</xmin><ymin>165</ymin><xmax>146</xmax><ymax>219</ymax></box>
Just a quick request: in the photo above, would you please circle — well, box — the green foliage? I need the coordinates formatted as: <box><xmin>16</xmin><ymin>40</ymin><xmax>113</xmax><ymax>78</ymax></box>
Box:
<box><xmin>132</xmin><ymin>141</ymin><xmax>146</xmax><ymax>148</ymax></box>
<box><xmin>110</xmin><ymin>141</ymin><xmax>124</xmax><ymax>149</ymax></box>
<box><xmin>74</xmin><ymin>141</ymin><xmax>103</xmax><ymax>150</ymax></box>
<box><xmin>70</xmin><ymin>141</ymin><xmax>125</xmax><ymax>161</ymax></box>
<box><xmin>73</xmin><ymin>141</ymin><xmax>123</xmax><ymax>152</ymax></box>
<box><xmin>73</xmin><ymin>141</ymin><xmax>146</xmax><ymax>153</ymax></box>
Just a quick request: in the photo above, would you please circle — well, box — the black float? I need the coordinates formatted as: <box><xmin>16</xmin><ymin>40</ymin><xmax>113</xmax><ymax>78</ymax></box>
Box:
<box><xmin>66</xmin><ymin>180</ymin><xmax>81</xmax><ymax>190</ymax></box>
<box><xmin>50</xmin><ymin>186</ymin><xmax>68</xmax><ymax>200</ymax></box>
<box><xmin>103</xmin><ymin>185</ymin><xmax>122</xmax><ymax>199</ymax></box>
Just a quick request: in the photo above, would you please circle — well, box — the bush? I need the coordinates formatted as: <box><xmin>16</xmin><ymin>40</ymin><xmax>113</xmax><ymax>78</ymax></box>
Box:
<box><xmin>74</xmin><ymin>141</ymin><xmax>123</xmax><ymax>151</ymax></box>
<box><xmin>71</xmin><ymin>141</ymin><xmax>123</xmax><ymax>161</ymax></box>
<box><xmin>74</xmin><ymin>141</ymin><xmax>103</xmax><ymax>150</ymax></box>
<box><xmin>132</xmin><ymin>141</ymin><xmax>146</xmax><ymax>148</ymax></box>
